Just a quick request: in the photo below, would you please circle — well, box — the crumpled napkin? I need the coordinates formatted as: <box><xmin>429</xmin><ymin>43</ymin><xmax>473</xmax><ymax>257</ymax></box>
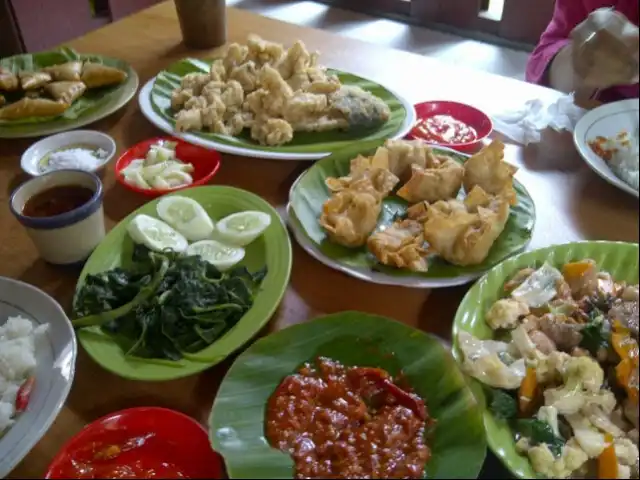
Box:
<box><xmin>491</xmin><ymin>93</ymin><xmax>587</xmax><ymax>145</ymax></box>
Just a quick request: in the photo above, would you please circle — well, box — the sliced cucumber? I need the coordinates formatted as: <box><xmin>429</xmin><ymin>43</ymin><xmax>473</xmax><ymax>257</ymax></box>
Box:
<box><xmin>215</xmin><ymin>211</ymin><xmax>272</xmax><ymax>247</ymax></box>
<box><xmin>127</xmin><ymin>214</ymin><xmax>188</xmax><ymax>253</ymax></box>
<box><xmin>156</xmin><ymin>195</ymin><xmax>214</xmax><ymax>242</ymax></box>
<box><xmin>186</xmin><ymin>240</ymin><xmax>245</xmax><ymax>271</ymax></box>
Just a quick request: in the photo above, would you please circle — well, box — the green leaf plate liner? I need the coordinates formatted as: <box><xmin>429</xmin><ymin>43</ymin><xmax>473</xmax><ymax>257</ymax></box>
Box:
<box><xmin>150</xmin><ymin>57</ymin><xmax>408</xmax><ymax>154</ymax></box>
<box><xmin>451</xmin><ymin>241</ymin><xmax>640</xmax><ymax>478</ymax></box>
<box><xmin>73</xmin><ymin>186</ymin><xmax>292</xmax><ymax>381</ymax></box>
<box><xmin>210</xmin><ymin>311</ymin><xmax>487</xmax><ymax>479</ymax></box>
<box><xmin>0</xmin><ymin>48</ymin><xmax>138</xmax><ymax>136</ymax></box>
<box><xmin>288</xmin><ymin>139</ymin><xmax>536</xmax><ymax>285</ymax></box>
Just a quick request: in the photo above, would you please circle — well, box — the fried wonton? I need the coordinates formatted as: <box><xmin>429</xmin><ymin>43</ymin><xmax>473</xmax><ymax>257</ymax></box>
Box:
<box><xmin>463</xmin><ymin>140</ymin><xmax>518</xmax><ymax>205</ymax></box>
<box><xmin>422</xmin><ymin>186</ymin><xmax>510</xmax><ymax>266</ymax></box>
<box><xmin>0</xmin><ymin>97</ymin><xmax>68</xmax><ymax>120</ymax></box>
<box><xmin>81</xmin><ymin>62</ymin><xmax>127</xmax><ymax>88</ymax></box>
<box><xmin>325</xmin><ymin>154</ymin><xmax>399</xmax><ymax>198</ymax></box>
<box><xmin>397</xmin><ymin>157</ymin><xmax>464</xmax><ymax>204</ymax></box>
<box><xmin>367</xmin><ymin>219</ymin><xmax>430</xmax><ymax>272</ymax></box>
<box><xmin>43</xmin><ymin>61</ymin><xmax>83</xmax><ymax>81</ymax></box>
<box><xmin>319</xmin><ymin>188</ymin><xmax>382</xmax><ymax>248</ymax></box>
<box><xmin>19</xmin><ymin>71</ymin><xmax>52</xmax><ymax>90</ymax></box>
<box><xmin>380</xmin><ymin>139</ymin><xmax>432</xmax><ymax>182</ymax></box>
<box><xmin>0</xmin><ymin>68</ymin><xmax>19</xmax><ymax>91</ymax></box>
<box><xmin>45</xmin><ymin>81</ymin><xmax>86</xmax><ymax>104</ymax></box>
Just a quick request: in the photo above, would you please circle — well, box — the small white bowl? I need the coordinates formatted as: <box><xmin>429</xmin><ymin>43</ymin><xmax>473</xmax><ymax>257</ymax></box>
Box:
<box><xmin>10</xmin><ymin>169</ymin><xmax>106</xmax><ymax>265</ymax></box>
<box><xmin>20</xmin><ymin>130</ymin><xmax>116</xmax><ymax>177</ymax></box>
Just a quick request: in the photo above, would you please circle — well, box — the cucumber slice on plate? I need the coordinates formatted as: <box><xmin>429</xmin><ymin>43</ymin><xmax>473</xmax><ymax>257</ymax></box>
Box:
<box><xmin>215</xmin><ymin>211</ymin><xmax>272</xmax><ymax>247</ymax></box>
<box><xmin>186</xmin><ymin>240</ymin><xmax>245</xmax><ymax>271</ymax></box>
<box><xmin>127</xmin><ymin>214</ymin><xmax>188</xmax><ymax>253</ymax></box>
<box><xmin>156</xmin><ymin>195</ymin><xmax>214</xmax><ymax>241</ymax></box>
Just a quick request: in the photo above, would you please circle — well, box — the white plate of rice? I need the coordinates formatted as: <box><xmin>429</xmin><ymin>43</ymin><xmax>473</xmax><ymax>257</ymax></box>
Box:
<box><xmin>0</xmin><ymin>277</ymin><xmax>76</xmax><ymax>478</ymax></box>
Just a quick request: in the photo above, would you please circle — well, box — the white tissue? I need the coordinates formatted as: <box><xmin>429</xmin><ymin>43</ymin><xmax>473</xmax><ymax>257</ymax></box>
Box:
<box><xmin>491</xmin><ymin>93</ymin><xmax>586</xmax><ymax>145</ymax></box>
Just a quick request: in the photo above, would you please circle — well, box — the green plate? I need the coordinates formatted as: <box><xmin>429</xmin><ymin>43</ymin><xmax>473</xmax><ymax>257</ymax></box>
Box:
<box><xmin>149</xmin><ymin>58</ymin><xmax>410</xmax><ymax>157</ymax></box>
<box><xmin>210</xmin><ymin>311</ymin><xmax>487</xmax><ymax>479</ymax></box>
<box><xmin>288</xmin><ymin>140</ymin><xmax>536</xmax><ymax>288</ymax></box>
<box><xmin>451</xmin><ymin>241</ymin><xmax>640</xmax><ymax>478</ymax></box>
<box><xmin>0</xmin><ymin>47</ymin><xmax>138</xmax><ymax>138</ymax></box>
<box><xmin>74</xmin><ymin>186</ymin><xmax>292</xmax><ymax>381</ymax></box>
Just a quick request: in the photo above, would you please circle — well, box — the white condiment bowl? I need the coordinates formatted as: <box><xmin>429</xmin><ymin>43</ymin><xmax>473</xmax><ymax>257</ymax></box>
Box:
<box><xmin>9</xmin><ymin>169</ymin><xmax>106</xmax><ymax>265</ymax></box>
<box><xmin>20</xmin><ymin>130</ymin><xmax>117</xmax><ymax>177</ymax></box>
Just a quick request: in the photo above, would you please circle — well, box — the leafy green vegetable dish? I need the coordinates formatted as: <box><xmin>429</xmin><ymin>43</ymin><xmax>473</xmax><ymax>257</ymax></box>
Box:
<box><xmin>457</xmin><ymin>258</ymin><xmax>639</xmax><ymax>479</ymax></box>
<box><xmin>73</xmin><ymin>244</ymin><xmax>267</xmax><ymax>361</ymax></box>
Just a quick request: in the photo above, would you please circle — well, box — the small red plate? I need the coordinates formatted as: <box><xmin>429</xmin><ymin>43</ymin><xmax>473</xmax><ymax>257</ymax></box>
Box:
<box><xmin>408</xmin><ymin>100</ymin><xmax>493</xmax><ymax>153</ymax></box>
<box><xmin>45</xmin><ymin>407</ymin><xmax>224</xmax><ymax>479</ymax></box>
<box><xmin>115</xmin><ymin>136</ymin><xmax>222</xmax><ymax>198</ymax></box>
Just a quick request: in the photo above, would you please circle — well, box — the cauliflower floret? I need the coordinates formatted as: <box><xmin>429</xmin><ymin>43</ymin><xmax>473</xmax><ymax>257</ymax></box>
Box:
<box><xmin>527</xmin><ymin>439</ymin><xmax>588</xmax><ymax>479</ymax></box>
<box><xmin>566</xmin><ymin>413</ymin><xmax>607</xmax><ymax>458</ymax></box>
<box><xmin>617</xmin><ymin>464</ymin><xmax>631</xmax><ymax>479</ymax></box>
<box><xmin>584</xmin><ymin>404</ymin><xmax>626</xmax><ymax>438</ymax></box>
<box><xmin>538</xmin><ymin>406</ymin><xmax>560</xmax><ymax>437</ymax></box>
<box><xmin>537</xmin><ymin>350</ymin><xmax>570</xmax><ymax>383</ymax></box>
<box><xmin>485</xmin><ymin>298</ymin><xmax>530</xmax><ymax>330</ymax></box>
<box><xmin>544</xmin><ymin>356</ymin><xmax>608</xmax><ymax>415</ymax></box>
<box><xmin>615</xmin><ymin>438</ymin><xmax>639</xmax><ymax>467</ymax></box>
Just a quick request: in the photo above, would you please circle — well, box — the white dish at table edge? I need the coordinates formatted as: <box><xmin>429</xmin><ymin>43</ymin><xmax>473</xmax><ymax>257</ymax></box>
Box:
<box><xmin>573</xmin><ymin>98</ymin><xmax>639</xmax><ymax>198</ymax></box>
<box><xmin>138</xmin><ymin>75</ymin><xmax>417</xmax><ymax>161</ymax></box>
<box><xmin>284</xmin><ymin>145</ymin><xmax>532</xmax><ymax>288</ymax></box>
<box><xmin>0</xmin><ymin>277</ymin><xmax>76</xmax><ymax>478</ymax></box>
<box><xmin>20</xmin><ymin>130</ymin><xmax>117</xmax><ymax>177</ymax></box>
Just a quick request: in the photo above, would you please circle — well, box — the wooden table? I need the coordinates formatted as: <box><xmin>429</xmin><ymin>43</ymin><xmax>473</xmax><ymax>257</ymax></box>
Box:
<box><xmin>1</xmin><ymin>2</ymin><xmax>638</xmax><ymax>478</ymax></box>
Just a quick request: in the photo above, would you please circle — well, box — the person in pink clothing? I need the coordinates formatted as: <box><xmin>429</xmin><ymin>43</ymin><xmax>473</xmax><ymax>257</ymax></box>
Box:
<box><xmin>526</xmin><ymin>0</ymin><xmax>639</xmax><ymax>103</ymax></box>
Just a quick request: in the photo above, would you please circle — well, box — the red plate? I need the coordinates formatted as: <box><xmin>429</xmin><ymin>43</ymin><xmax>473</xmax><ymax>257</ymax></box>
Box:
<box><xmin>45</xmin><ymin>407</ymin><xmax>224</xmax><ymax>479</ymax></box>
<box><xmin>115</xmin><ymin>137</ymin><xmax>222</xmax><ymax>198</ymax></box>
<box><xmin>408</xmin><ymin>100</ymin><xmax>493</xmax><ymax>153</ymax></box>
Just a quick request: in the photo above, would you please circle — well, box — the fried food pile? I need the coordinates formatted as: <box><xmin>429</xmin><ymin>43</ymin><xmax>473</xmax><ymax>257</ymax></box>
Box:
<box><xmin>169</xmin><ymin>35</ymin><xmax>391</xmax><ymax>146</ymax></box>
<box><xmin>319</xmin><ymin>139</ymin><xmax>518</xmax><ymax>272</ymax></box>
<box><xmin>0</xmin><ymin>61</ymin><xmax>127</xmax><ymax>120</ymax></box>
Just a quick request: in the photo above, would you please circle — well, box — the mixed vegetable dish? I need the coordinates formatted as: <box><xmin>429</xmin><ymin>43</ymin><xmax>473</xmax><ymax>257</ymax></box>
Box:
<box><xmin>458</xmin><ymin>259</ymin><xmax>639</xmax><ymax>479</ymax></box>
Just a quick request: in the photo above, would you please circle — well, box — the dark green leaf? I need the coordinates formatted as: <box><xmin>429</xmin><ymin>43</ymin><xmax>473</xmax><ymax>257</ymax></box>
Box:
<box><xmin>579</xmin><ymin>310</ymin><xmax>610</xmax><ymax>355</ymax></box>
<box><xmin>514</xmin><ymin>419</ymin><xmax>564</xmax><ymax>457</ymax></box>
<box><xmin>489</xmin><ymin>389</ymin><xmax>518</xmax><ymax>421</ymax></box>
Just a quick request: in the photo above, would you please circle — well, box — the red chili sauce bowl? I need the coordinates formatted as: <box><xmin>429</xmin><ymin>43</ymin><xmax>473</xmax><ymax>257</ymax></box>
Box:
<box><xmin>45</xmin><ymin>407</ymin><xmax>224</xmax><ymax>479</ymax></box>
<box><xmin>408</xmin><ymin>100</ymin><xmax>493</xmax><ymax>153</ymax></box>
<box><xmin>115</xmin><ymin>136</ymin><xmax>221</xmax><ymax>198</ymax></box>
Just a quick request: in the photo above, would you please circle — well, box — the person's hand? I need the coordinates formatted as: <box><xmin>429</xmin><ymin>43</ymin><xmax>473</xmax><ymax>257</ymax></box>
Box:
<box><xmin>570</xmin><ymin>8</ymin><xmax>639</xmax><ymax>89</ymax></box>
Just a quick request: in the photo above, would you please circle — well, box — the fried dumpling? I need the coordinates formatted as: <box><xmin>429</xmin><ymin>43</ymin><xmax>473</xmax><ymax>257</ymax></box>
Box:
<box><xmin>367</xmin><ymin>219</ymin><xmax>429</xmax><ymax>272</ymax></box>
<box><xmin>81</xmin><ymin>62</ymin><xmax>127</xmax><ymax>88</ymax></box>
<box><xmin>463</xmin><ymin>140</ymin><xmax>518</xmax><ymax>205</ymax></box>
<box><xmin>319</xmin><ymin>189</ymin><xmax>382</xmax><ymax>248</ymax></box>
<box><xmin>19</xmin><ymin>71</ymin><xmax>52</xmax><ymax>90</ymax></box>
<box><xmin>380</xmin><ymin>139</ymin><xmax>437</xmax><ymax>182</ymax></box>
<box><xmin>43</xmin><ymin>61</ymin><xmax>82</xmax><ymax>81</ymax></box>
<box><xmin>397</xmin><ymin>157</ymin><xmax>464</xmax><ymax>204</ymax></box>
<box><xmin>0</xmin><ymin>68</ymin><xmax>19</xmax><ymax>91</ymax></box>
<box><xmin>45</xmin><ymin>81</ymin><xmax>86</xmax><ymax>104</ymax></box>
<box><xmin>325</xmin><ymin>155</ymin><xmax>399</xmax><ymax>198</ymax></box>
<box><xmin>0</xmin><ymin>97</ymin><xmax>68</xmax><ymax>120</ymax></box>
<box><xmin>422</xmin><ymin>186</ymin><xmax>510</xmax><ymax>266</ymax></box>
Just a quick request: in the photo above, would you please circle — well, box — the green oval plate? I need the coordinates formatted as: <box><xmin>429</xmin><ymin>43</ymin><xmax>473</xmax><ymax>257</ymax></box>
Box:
<box><xmin>0</xmin><ymin>47</ymin><xmax>138</xmax><ymax>138</ymax></box>
<box><xmin>210</xmin><ymin>311</ymin><xmax>487</xmax><ymax>479</ymax></box>
<box><xmin>288</xmin><ymin>140</ymin><xmax>536</xmax><ymax>288</ymax></box>
<box><xmin>451</xmin><ymin>240</ymin><xmax>639</xmax><ymax>478</ymax></box>
<box><xmin>74</xmin><ymin>186</ymin><xmax>292</xmax><ymax>381</ymax></box>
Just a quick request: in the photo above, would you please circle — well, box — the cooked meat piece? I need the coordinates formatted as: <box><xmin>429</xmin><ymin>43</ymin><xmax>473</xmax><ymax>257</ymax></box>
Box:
<box><xmin>538</xmin><ymin>313</ymin><xmax>584</xmax><ymax>351</ymax></box>
<box><xmin>529</xmin><ymin>330</ymin><xmax>557</xmax><ymax>354</ymax></box>
<box><xmin>621</xmin><ymin>285</ymin><xmax>639</xmax><ymax>302</ymax></box>
<box><xmin>629</xmin><ymin>429</ymin><xmax>639</xmax><ymax>444</ymax></box>
<box><xmin>609</xmin><ymin>299</ymin><xmax>639</xmax><ymax>340</ymax></box>
<box><xmin>624</xmin><ymin>398</ymin><xmax>639</xmax><ymax>430</ymax></box>
<box><xmin>571</xmin><ymin>346</ymin><xmax>590</xmax><ymax>357</ymax></box>
<box><xmin>520</xmin><ymin>315</ymin><xmax>540</xmax><ymax>333</ymax></box>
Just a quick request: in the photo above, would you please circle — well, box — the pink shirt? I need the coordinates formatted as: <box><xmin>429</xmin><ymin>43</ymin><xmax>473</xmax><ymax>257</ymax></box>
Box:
<box><xmin>526</xmin><ymin>0</ymin><xmax>639</xmax><ymax>102</ymax></box>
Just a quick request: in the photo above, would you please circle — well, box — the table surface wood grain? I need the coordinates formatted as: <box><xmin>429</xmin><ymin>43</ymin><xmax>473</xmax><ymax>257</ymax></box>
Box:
<box><xmin>1</xmin><ymin>2</ymin><xmax>638</xmax><ymax>477</ymax></box>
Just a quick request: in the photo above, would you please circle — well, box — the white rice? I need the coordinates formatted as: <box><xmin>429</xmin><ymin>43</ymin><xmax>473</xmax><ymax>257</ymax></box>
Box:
<box><xmin>0</xmin><ymin>316</ymin><xmax>47</xmax><ymax>435</ymax></box>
